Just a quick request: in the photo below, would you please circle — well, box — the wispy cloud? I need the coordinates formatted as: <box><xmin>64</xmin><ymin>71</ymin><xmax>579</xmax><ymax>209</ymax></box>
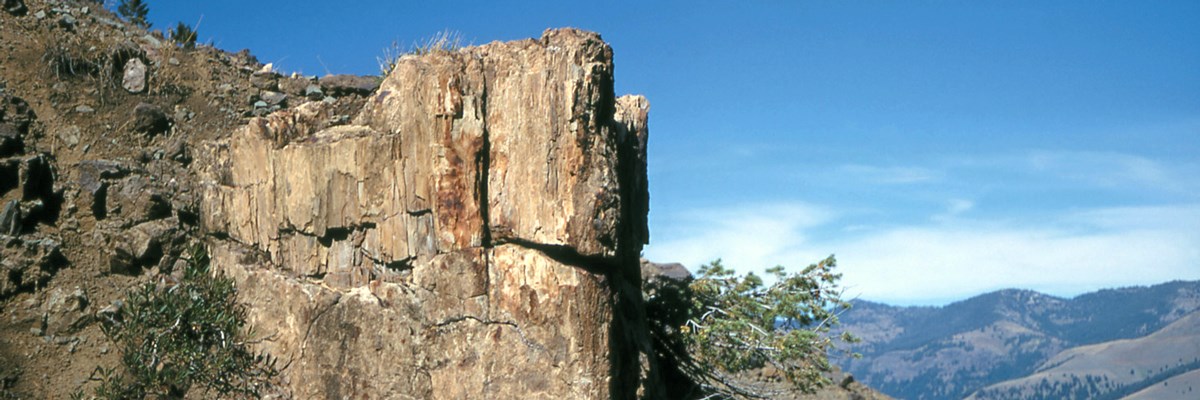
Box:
<box><xmin>952</xmin><ymin>150</ymin><xmax>1198</xmax><ymax>195</ymax></box>
<box><xmin>837</xmin><ymin>164</ymin><xmax>942</xmax><ymax>185</ymax></box>
<box><xmin>1024</xmin><ymin>150</ymin><xmax>1180</xmax><ymax>190</ymax></box>
<box><xmin>646</xmin><ymin>202</ymin><xmax>1200</xmax><ymax>306</ymax></box>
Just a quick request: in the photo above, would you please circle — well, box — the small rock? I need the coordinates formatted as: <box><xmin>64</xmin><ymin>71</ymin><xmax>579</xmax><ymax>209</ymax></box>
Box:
<box><xmin>141</xmin><ymin>34</ymin><xmax>163</xmax><ymax>50</ymax></box>
<box><xmin>305</xmin><ymin>84</ymin><xmax>324</xmax><ymax>100</ymax></box>
<box><xmin>94</xmin><ymin>16</ymin><xmax>122</xmax><ymax>29</ymax></box>
<box><xmin>122</xmin><ymin>58</ymin><xmax>148</xmax><ymax>93</ymax></box>
<box><xmin>56</xmin><ymin>125</ymin><xmax>81</xmax><ymax>148</ymax></box>
<box><xmin>260</xmin><ymin>90</ymin><xmax>287</xmax><ymax>106</ymax></box>
<box><xmin>319</xmin><ymin>74</ymin><xmax>382</xmax><ymax>97</ymax></box>
<box><xmin>33</xmin><ymin>10</ymin><xmax>44</xmax><ymax>19</ymax></box>
<box><xmin>164</xmin><ymin>138</ymin><xmax>190</xmax><ymax>164</ymax></box>
<box><xmin>29</xmin><ymin>326</ymin><xmax>42</xmax><ymax>336</ymax></box>
<box><xmin>250</xmin><ymin>71</ymin><xmax>278</xmax><ymax>90</ymax></box>
<box><xmin>109</xmin><ymin>219</ymin><xmax>176</xmax><ymax>274</ymax></box>
<box><xmin>0</xmin><ymin>199</ymin><xmax>20</xmax><ymax>235</ymax></box>
<box><xmin>253</xmin><ymin>100</ymin><xmax>268</xmax><ymax>109</ymax></box>
<box><xmin>76</xmin><ymin>159</ymin><xmax>127</xmax><ymax>195</ymax></box>
<box><xmin>132</xmin><ymin>103</ymin><xmax>171</xmax><ymax>136</ymax></box>
<box><xmin>168</xmin><ymin>57</ymin><xmax>180</xmax><ymax>66</ymax></box>
<box><xmin>279</xmin><ymin>76</ymin><xmax>310</xmax><ymax>96</ymax></box>
<box><xmin>74</xmin><ymin>105</ymin><xmax>94</xmax><ymax>113</ymax></box>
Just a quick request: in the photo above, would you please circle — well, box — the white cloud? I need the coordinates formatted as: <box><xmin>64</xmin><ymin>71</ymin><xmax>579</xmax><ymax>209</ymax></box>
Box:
<box><xmin>952</xmin><ymin>150</ymin><xmax>1197</xmax><ymax>195</ymax></box>
<box><xmin>837</xmin><ymin>164</ymin><xmax>942</xmax><ymax>185</ymax></box>
<box><xmin>1025</xmin><ymin>150</ymin><xmax>1177</xmax><ymax>189</ymax></box>
<box><xmin>932</xmin><ymin>198</ymin><xmax>975</xmax><ymax>222</ymax></box>
<box><xmin>645</xmin><ymin>203</ymin><xmax>1200</xmax><ymax>306</ymax></box>
<box><xmin>646</xmin><ymin>203</ymin><xmax>834</xmax><ymax>275</ymax></box>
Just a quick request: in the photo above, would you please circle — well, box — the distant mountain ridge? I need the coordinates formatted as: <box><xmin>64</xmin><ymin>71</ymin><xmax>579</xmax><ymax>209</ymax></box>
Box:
<box><xmin>835</xmin><ymin>280</ymin><xmax>1200</xmax><ymax>399</ymax></box>
<box><xmin>968</xmin><ymin>311</ymin><xmax>1200</xmax><ymax>399</ymax></box>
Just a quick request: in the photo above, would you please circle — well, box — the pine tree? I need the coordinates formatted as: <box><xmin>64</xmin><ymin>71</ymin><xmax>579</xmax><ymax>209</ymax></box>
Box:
<box><xmin>117</xmin><ymin>0</ymin><xmax>150</xmax><ymax>28</ymax></box>
<box><xmin>169</xmin><ymin>22</ymin><xmax>198</xmax><ymax>50</ymax></box>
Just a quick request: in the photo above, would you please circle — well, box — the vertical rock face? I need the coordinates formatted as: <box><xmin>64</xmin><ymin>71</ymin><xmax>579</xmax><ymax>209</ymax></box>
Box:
<box><xmin>200</xmin><ymin>29</ymin><xmax>656</xmax><ymax>399</ymax></box>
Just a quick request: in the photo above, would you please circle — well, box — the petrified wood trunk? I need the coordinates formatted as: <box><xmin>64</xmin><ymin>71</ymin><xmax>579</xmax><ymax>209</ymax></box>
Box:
<box><xmin>200</xmin><ymin>28</ymin><xmax>658</xmax><ymax>399</ymax></box>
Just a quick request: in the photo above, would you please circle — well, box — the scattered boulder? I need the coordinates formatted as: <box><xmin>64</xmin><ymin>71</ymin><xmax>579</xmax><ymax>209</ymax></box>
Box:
<box><xmin>40</xmin><ymin>287</ymin><xmax>91</xmax><ymax>336</ymax></box>
<box><xmin>1</xmin><ymin>91</ymin><xmax>36</xmax><ymax>133</ymax></box>
<box><xmin>122</xmin><ymin>58</ymin><xmax>148</xmax><ymax>93</ymax></box>
<box><xmin>259</xmin><ymin>90</ymin><xmax>287</xmax><ymax>107</ymax></box>
<box><xmin>132</xmin><ymin>102</ymin><xmax>171</xmax><ymax>136</ymax></box>
<box><xmin>107</xmin><ymin>178</ymin><xmax>171</xmax><ymax>223</ymax></box>
<box><xmin>0</xmin><ymin>237</ymin><xmax>65</xmax><ymax>299</ymax></box>
<box><xmin>76</xmin><ymin>159</ymin><xmax>126</xmax><ymax>194</ymax></box>
<box><xmin>76</xmin><ymin>160</ymin><xmax>128</xmax><ymax>219</ymax></box>
<box><xmin>0</xmin><ymin>199</ymin><xmax>19</xmax><ymax>235</ymax></box>
<box><xmin>54</xmin><ymin>124</ymin><xmax>81</xmax><ymax>148</ymax></box>
<box><xmin>109</xmin><ymin>219</ymin><xmax>176</xmax><ymax>275</ymax></box>
<box><xmin>318</xmin><ymin>74</ymin><xmax>381</xmax><ymax>97</ymax></box>
<box><xmin>304</xmin><ymin>84</ymin><xmax>324</xmax><ymax>100</ymax></box>
<box><xmin>249</xmin><ymin>71</ymin><xmax>278</xmax><ymax>90</ymax></box>
<box><xmin>279</xmin><ymin>76</ymin><xmax>310</xmax><ymax>96</ymax></box>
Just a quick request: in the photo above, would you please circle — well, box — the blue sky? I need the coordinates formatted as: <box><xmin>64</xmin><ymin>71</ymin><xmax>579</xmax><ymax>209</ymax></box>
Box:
<box><xmin>146</xmin><ymin>1</ymin><xmax>1200</xmax><ymax>305</ymax></box>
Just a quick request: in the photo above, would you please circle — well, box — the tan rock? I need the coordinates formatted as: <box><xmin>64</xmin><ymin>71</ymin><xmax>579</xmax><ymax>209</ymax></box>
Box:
<box><xmin>201</xmin><ymin>28</ymin><xmax>658</xmax><ymax>399</ymax></box>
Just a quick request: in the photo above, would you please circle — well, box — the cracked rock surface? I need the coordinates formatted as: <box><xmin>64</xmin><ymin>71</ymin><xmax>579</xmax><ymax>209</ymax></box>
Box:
<box><xmin>201</xmin><ymin>28</ymin><xmax>659</xmax><ymax>399</ymax></box>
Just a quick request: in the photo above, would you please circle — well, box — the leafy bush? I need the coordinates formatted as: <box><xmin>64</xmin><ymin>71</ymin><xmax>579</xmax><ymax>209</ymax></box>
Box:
<box><xmin>646</xmin><ymin>256</ymin><xmax>858</xmax><ymax>399</ymax></box>
<box><xmin>89</xmin><ymin>246</ymin><xmax>277</xmax><ymax>399</ymax></box>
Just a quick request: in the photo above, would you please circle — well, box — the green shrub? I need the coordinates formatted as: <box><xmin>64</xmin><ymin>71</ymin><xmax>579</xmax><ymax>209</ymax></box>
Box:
<box><xmin>646</xmin><ymin>256</ymin><xmax>858</xmax><ymax>399</ymax></box>
<box><xmin>90</xmin><ymin>246</ymin><xmax>277</xmax><ymax>399</ymax></box>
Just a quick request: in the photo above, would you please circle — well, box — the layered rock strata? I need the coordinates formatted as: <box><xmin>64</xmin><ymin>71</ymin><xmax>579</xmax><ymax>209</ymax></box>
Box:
<box><xmin>200</xmin><ymin>29</ymin><xmax>656</xmax><ymax>399</ymax></box>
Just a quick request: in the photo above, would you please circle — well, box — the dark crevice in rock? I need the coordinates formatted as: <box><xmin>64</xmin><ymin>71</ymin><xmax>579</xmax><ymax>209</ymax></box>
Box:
<box><xmin>316</xmin><ymin>227</ymin><xmax>350</xmax><ymax>247</ymax></box>
<box><xmin>383</xmin><ymin>257</ymin><xmax>414</xmax><ymax>272</ymax></box>
<box><xmin>494</xmin><ymin>236</ymin><xmax>615</xmax><ymax>276</ymax></box>
<box><xmin>176</xmin><ymin>206</ymin><xmax>199</xmax><ymax>227</ymax></box>
<box><xmin>427</xmin><ymin>315</ymin><xmax>546</xmax><ymax>354</ymax></box>
<box><xmin>476</xmin><ymin>120</ymin><xmax>492</xmax><ymax>249</ymax></box>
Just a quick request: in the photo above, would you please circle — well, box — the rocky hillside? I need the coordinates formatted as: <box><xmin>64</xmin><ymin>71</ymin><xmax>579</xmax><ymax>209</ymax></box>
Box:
<box><xmin>1</xmin><ymin>1</ymin><xmax>665</xmax><ymax>398</ymax></box>
<box><xmin>836</xmin><ymin>280</ymin><xmax>1200</xmax><ymax>399</ymax></box>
